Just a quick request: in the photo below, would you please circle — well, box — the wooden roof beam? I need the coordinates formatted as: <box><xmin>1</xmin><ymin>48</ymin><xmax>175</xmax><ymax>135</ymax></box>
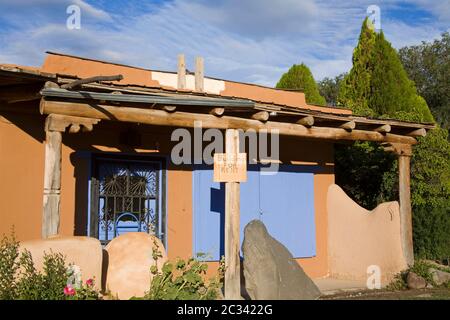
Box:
<box><xmin>340</xmin><ymin>120</ymin><xmax>356</xmax><ymax>131</ymax></box>
<box><xmin>251</xmin><ymin>111</ymin><xmax>269</xmax><ymax>122</ymax></box>
<box><xmin>40</xmin><ymin>99</ymin><xmax>419</xmax><ymax>145</ymax></box>
<box><xmin>374</xmin><ymin>124</ymin><xmax>391</xmax><ymax>133</ymax></box>
<box><xmin>407</xmin><ymin>128</ymin><xmax>426</xmax><ymax>137</ymax></box>
<box><xmin>296</xmin><ymin>115</ymin><xmax>314</xmax><ymax>127</ymax></box>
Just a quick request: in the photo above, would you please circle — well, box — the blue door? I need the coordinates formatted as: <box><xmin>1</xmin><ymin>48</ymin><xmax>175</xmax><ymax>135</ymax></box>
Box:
<box><xmin>193</xmin><ymin>165</ymin><xmax>316</xmax><ymax>260</ymax></box>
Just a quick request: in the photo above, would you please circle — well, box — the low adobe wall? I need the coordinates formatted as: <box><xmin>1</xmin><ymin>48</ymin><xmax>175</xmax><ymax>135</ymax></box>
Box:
<box><xmin>327</xmin><ymin>184</ymin><xmax>407</xmax><ymax>285</ymax></box>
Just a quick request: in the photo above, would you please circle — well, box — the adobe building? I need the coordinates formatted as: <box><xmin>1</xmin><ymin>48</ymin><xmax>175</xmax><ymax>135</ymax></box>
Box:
<box><xmin>0</xmin><ymin>53</ymin><xmax>434</xmax><ymax>288</ymax></box>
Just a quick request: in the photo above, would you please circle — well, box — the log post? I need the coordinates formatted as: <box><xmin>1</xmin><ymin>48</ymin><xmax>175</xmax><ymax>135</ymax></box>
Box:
<box><xmin>42</xmin><ymin>114</ymin><xmax>100</xmax><ymax>238</ymax></box>
<box><xmin>398</xmin><ymin>147</ymin><xmax>414</xmax><ymax>266</ymax></box>
<box><xmin>224</xmin><ymin>129</ymin><xmax>241</xmax><ymax>299</ymax></box>
<box><xmin>42</xmin><ymin>118</ymin><xmax>63</xmax><ymax>238</ymax></box>
<box><xmin>383</xmin><ymin>142</ymin><xmax>414</xmax><ymax>266</ymax></box>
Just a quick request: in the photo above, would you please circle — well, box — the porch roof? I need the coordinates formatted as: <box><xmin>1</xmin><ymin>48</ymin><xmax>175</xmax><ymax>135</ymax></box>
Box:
<box><xmin>0</xmin><ymin>59</ymin><xmax>435</xmax><ymax>146</ymax></box>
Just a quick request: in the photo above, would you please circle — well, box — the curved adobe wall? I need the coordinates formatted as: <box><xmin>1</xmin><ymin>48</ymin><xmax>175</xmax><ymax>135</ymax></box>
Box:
<box><xmin>327</xmin><ymin>184</ymin><xmax>407</xmax><ymax>285</ymax></box>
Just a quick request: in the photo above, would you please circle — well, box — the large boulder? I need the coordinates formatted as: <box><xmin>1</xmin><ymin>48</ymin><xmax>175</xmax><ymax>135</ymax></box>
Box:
<box><xmin>104</xmin><ymin>232</ymin><xmax>167</xmax><ymax>299</ymax></box>
<box><xmin>429</xmin><ymin>268</ymin><xmax>450</xmax><ymax>286</ymax></box>
<box><xmin>407</xmin><ymin>272</ymin><xmax>427</xmax><ymax>289</ymax></box>
<box><xmin>20</xmin><ymin>236</ymin><xmax>103</xmax><ymax>290</ymax></box>
<box><xmin>242</xmin><ymin>220</ymin><xmax>321</xmax><ymax>300</ymax></box>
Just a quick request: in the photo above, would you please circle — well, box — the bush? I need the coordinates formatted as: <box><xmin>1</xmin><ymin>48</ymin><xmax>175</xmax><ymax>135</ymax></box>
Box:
<box><xmin>144</xmin><ymin>239</ymin><xmax>224</xmax><ymax>300</ymax></box>
<box><xmin>0</xmin><ymin>232</ymin><xmax>101</xmax><ymax>300</ymax></box>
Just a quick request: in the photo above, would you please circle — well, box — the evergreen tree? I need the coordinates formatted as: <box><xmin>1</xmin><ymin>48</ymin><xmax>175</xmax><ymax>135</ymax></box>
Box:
<box><xmin>369</xmin><ymin>32</ymin><xmax>434</xmax><ymax>122</ymax></box>
<box><xmin>338</xmin><ymin>18</ymin><xmax>376</xmax><ymax>116</ymax></box>
<box><xmin>276</xmin><ymin>63</ymin><xmax>326</xmax><ymax>105</ymax></box>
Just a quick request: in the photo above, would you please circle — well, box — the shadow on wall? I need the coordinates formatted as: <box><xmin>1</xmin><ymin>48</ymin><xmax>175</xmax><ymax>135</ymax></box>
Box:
<box><xmin>327</xmin><ymin>184</ymin><xmax>408</xmax><ymax>285</ymax></box>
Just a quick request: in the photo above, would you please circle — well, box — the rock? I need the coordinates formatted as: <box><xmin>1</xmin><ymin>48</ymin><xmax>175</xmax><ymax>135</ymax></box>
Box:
<box><xmin>242</xmin><ymin>220</ymin><xmax>321</xmax><ymax>300</ymax></box>
<box><xmin>20</xmin><ymin>236</ymin><xmax>103</xmax><ymax>290</ymax></box>
<box><xmin>429</xmin><ymin>268</ymin><xmax>450</xmax><ymax>286</ymax></box>
<box><xmin>407</xmin><ymin>272</ymin><xmax>427</xmax><ymax>289</ymax></box>
<box><xmin>104</xmin><ymin>232</ymin><xmax>167</xmax><ymax>300</ymax></box>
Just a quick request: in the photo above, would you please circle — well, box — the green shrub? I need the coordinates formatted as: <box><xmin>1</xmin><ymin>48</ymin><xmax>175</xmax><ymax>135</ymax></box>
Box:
<box><xmin>0</xmin><ymin>230</ymin><xmax>20</xmax><ymax>299</ymax></box>
<box><xmin>144</xmin><ymin>239</ymin><xmax>224</xmax><ymax>300</ymax></box>
<box><xmin>0</xmin><ymin>232</ymin><xmax>101</xmax><ymax>300</ymax></box>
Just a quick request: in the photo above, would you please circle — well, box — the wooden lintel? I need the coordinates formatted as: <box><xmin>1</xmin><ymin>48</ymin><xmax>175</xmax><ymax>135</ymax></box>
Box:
<box><xmin>296</xmin><ymin>115</ymin><xmax>314</xmax><ymax>127</ymax></box>
<box><xmin>209</xmin><ymin>107</ymin><xmax>225</xmax><ymax>117</ymax></box>
<box><xmin>40</xmin><ymin>99</ymin><xmax>419</xmax><ymax>145</ymax></box>
<box><xmin>45</xmin><ymin>113</ymin><xmax>100</xmax><ymax>133</ymax></box>
<box><xmin>374</xmin><ymin>124</ymin><xmax>391</xmax><ymax>133</ymax></box>
<box><xmin>251</xmin><ymin>111</ymin><xmax>269</xmax><ymax>122</ymax></box>
<box><xmin>382</xmin><ymin>142</ymin><xmax>412</xmax><ymax>156</ymax></box>
<box><xmin>407</xmin><ymin>128</ymin><xmax>426</xmax><ymax>137</ymax></box>
<box><xmin>340</xmin><ymin>120</ymin><xmax>356</xmax><ymax>131</ymax></box>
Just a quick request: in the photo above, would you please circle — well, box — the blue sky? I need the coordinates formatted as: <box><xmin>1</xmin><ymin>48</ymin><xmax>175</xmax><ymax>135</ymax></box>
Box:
<box><xmin>0</xmin><ymin>0</ymin><xmax>448</xmax><ymax>86</ymax></box>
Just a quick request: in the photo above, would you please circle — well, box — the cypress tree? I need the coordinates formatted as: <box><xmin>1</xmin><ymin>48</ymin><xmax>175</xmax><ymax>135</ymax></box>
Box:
<box><xmin>338</xmin><ymin>18</ymin><xmax>376</xmax><ymax>116</ymax></box>
<box><xmin>369</xmin><ymin>31</ymin><xmax>434</xmax><ymax>122</ymax></box>
<box><xmin>276</xmin><ymin>63</ymin><xmax>326</xmax><ymax>105</ymax></box>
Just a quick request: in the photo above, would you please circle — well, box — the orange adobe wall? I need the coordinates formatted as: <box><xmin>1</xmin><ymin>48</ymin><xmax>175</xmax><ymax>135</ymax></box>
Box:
<box><xmin>0</xmin><ymin>105</ymin><xmax>333</xmax><ymax>279</ymax></box>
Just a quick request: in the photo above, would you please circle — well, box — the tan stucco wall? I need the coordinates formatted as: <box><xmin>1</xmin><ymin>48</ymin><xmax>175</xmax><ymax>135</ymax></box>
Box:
<box><xmin>0</xmin><ymin>110</ymin><xmax>333</xmax><ymax>279</ymax></box>
<box><xmin>327</xmin><ymin>184</ymin><xmax>407</xmax><ymax>285</ymax></box>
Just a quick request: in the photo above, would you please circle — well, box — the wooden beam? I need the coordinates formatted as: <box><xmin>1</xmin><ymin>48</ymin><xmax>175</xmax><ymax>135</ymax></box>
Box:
<box><xmin>374</xmin><ymin>124</ymin><xmax>391</xmax><ymax>133</ymax></box>
<box><xmin>40</xmin><ymin>99</ymin><xmax>419</xmax><ymax>145</ymax></box>
<box><xmin>251</xmin><ymin>111</ymin><xmax>269</xmax><ymax>122</ymax></box>
<box><xmin>195</xmin><ymin>56</ymin><xmax>204</xmax><ymax>92</ymax></box>
<box><xmin>177</xmin><ymin>54</ymin><xmax>186</xmax><ymax>90</ymax></box>
<box><xmin>209</xmin><ymin>107</ymin><xmax>225</xmax><ymax>117</ymax></box>
<box><xmin>407</xmin><ymin>128</ymin><xmax>426</xmax><ymax>137</ymax></box>
<box><xmin>340</xmin><ymin>120</ymin><xmax>356</xmax><ymax>131</ymax></box>
<box><xmin>296</xmin><ymin>115</ymin><xmax>314</xmax><ymax>127</ymax></box>
<box><xmin>224</xmin><ymin>129</ymin><xmax>241</xmax><ymax>299</ymax></box>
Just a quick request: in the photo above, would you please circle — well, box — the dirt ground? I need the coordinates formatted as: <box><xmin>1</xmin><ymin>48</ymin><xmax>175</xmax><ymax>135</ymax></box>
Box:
<box><xmin>320</xmin><ymin>287</ymin><xmax>450</xmax><ymax>300</ymax></box>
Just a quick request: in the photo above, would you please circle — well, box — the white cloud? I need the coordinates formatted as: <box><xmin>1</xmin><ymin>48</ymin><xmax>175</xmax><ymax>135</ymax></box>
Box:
<box><xmin>0</xmin><ymin>0</ymin><xmax>447</xmax><ymax>86</ymax></box>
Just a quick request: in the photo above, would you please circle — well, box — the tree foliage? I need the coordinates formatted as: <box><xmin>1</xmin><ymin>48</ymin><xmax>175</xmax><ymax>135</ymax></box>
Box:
<box><xmin>335</xmin><ymin>19</ymin><xmax>449</xmax><ymax>260</ymax></box>
<box><xmin>399</xmin><ymin>32</ymin><xmax>450</xmax><ymax>132</ymax></box>
<box><xmin>338</xmin><ymin>18</ymin><xmax>376</xmax><ymax>116</ymax></box>
<box><xmin>276</xmin><ymin>63</ymin><xmax>326</xmax><ymax>105</ymax></box>
<box><xmin>317</xmin><ymin>73</ymin><xmax>346</xmax><ymax>107</ymax></box>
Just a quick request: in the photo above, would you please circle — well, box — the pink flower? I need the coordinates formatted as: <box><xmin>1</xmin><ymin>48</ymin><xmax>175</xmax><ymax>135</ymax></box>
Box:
<box><xmin>64</xmin><ymin>285</ymin><xmax>76</xmax><ymax>296</ymax></box>
<box><xmin>86</xmin><ymin>279</ymin><xmax>94</xmax><ymax>287</ymax></box>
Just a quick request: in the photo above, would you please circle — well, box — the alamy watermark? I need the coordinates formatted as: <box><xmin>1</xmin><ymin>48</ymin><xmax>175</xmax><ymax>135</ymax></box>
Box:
<box><xmin>171</xmin><ymin>121</ymin><xmax>280</xmax><ymax>174</ymax></box>
<box><xmin>366</xmin><ymin>265</ymin><xmax>381</xmax><ymax>289</ymax></box>
<box><xmin>66</xmin><ymin>4</ymin><xmax>81</xmax><ymax>30</ymax></box>
<box><xmin>367</xmin><ymin>5</ymin><xmax>381</xmax><ymax>31</ymax></box>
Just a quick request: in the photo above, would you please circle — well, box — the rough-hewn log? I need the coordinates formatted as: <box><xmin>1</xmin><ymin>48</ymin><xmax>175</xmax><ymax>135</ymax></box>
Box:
<box><xmin>296</xmin><ymin>115</ymin><xmax>314</xmax><ymax>127</ymax></box>
<box><xmin>340</xmin><ymin>121</ymin><xmax>356</xmax><ymax>131</ymax></box>
<box><xmin>251</xmin><ymin>111</ymin><xmax>269</xmax><ymax>122</ymax></box>
<box><xmin>209</xmin><ymin>107</ymin><xmax>225</xmax><ymax>117</ymax></box>
<box><xmin>399</xmin><ymin>151</ymin><xmax>414</xmax><ymax>266</ymax></box>
<box><xmin>40</xmin><ymin>99</ymin><xmax>418</xmax><ymax>144</ymax></box>
<box><xmin>374</xmin><ymin>124</ymin><xmax>391</xmax><ymax>133</ymax></box>
<box><xmin>177</xmin><ymin>54</ymin><xmax>186</xmax><ymax>90</ymax></box>
<box><xmin>407</xmin><ymin>128</ymin><xmax>426</xmax><ymax>137</ymax></box>
<box><xmin>224</xmin><ymin>129</ymin><xmax>241</xmax><ymax>300</ymax></box>
<box><xmin>61</xmin><ymin>75</ymin><xmax>123</xmax><ymax>90</ymax></box>
<box><xmin>42</xmin><ymin>125</ymin><xmax>62</xmax><ymax>238</ymax></box>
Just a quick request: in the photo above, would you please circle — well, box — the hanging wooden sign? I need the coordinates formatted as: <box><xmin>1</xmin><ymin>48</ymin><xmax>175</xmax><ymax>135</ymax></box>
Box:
<box><xmin>213</xmin><ymin>153</ymin><xmax>247</xmax><ymax>182</ymax></box>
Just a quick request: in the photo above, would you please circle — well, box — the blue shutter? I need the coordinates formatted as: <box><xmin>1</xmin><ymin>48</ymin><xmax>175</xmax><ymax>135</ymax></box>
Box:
<box><xmin>193</xmin><ymin>165</ymin><xmax>316</xmax><ymax>260</ymax></box>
